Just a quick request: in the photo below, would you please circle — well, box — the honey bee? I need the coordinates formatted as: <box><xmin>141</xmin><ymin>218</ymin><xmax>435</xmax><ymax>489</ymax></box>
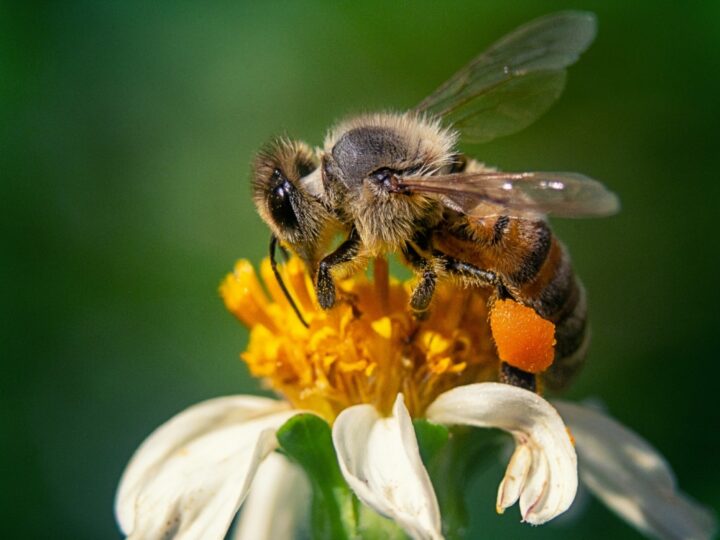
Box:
<box><xmin>250</xmin><ymin>11</ymin><xmax>619</xmax><ymax>391</ymax></box>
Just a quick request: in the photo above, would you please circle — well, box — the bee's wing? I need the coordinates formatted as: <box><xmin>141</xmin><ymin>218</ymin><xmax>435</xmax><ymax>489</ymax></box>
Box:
<box><xmin>397</xmin><ymin>171</ymin><xmax>620</xmax><ymax>219</ymax></box>
<box><xmin>414</xmin><ymin>11</ymin><xmax>596</xmax><ymax>144</ymax></box>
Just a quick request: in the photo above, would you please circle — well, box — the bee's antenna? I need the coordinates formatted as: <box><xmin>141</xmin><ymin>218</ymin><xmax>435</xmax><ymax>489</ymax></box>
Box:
<box><xmin>269</xmin><ymin>235</ymin><xmax>309</xmax><ymax>328</ymax></box>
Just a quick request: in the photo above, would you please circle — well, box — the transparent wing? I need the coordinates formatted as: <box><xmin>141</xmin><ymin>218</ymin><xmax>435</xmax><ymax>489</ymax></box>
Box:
<box><xmin>414</xmin><ymin>11</ymin><xmax>596</xmax><ymax>144</ymax></box>
<box><xmin>396</xmin><ymin>171</ymin><xmax>620</xmax><ymax>219</ymax></box>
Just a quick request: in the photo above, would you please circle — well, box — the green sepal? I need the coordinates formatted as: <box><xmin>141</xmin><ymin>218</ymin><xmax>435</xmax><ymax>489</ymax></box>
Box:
<box><xmin>277</xmin><ymin>413</ymin><xmax>359</xmax><ymax>540</ymax></box>
<box><xmin>277</xmin><ymin>413</ymin><xmax>408</xmax><ymax>540</ymax></box>
<box><xmin>356</xmin><ymin>504</ymin><xmax>409</xmax><ymax>540</ymax></box>
<box><xmin>277</xmin><ymin>414</ymin><xmax>503</xmax><ymax>540</ymax></box>
<box><xmin>413</xmin><ymin>418</ymin><xmax>450</xmax><ymax>464</ymax></box>
<box><xmin>417</xmin><ymin>422</ymin><xmax>506</xmax><ymax>540</ymax></box>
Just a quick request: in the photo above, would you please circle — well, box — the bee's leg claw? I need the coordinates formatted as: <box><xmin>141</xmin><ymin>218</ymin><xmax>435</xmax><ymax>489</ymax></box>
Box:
<box><xmin>499</xmin><ymin>362</ymin><xmax>537</xmax><ymax>392</ymax></box>
<box><xmin>412</xmin><ymin>310</ymin><xmax>430</xmax><ymax>321</ymax></box>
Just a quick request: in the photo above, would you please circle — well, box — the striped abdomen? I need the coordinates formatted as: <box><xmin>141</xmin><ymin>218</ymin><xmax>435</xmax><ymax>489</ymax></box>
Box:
<box><xmin>434</xmin><ymin>214</ymin><xmax>589</xmax><ymax>390</ymax></box>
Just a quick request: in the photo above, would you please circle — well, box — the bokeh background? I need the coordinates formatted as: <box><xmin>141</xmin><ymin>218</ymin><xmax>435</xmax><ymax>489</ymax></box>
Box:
<box><xmin>3</xmin><ymin>1</ymin><xmax>719</xmax><ymax>538</ymax></box>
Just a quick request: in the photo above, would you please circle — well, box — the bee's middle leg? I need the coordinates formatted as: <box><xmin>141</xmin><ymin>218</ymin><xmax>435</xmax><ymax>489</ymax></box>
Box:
<box><xmin>401</xmin><ymin>242</ymin><xmax>438</xmax><ymax>317</ymax></box>
<box><xmin>403</xmin><ymin>244</ymin><xmax>502</xmax><ymax>316</ymax></box>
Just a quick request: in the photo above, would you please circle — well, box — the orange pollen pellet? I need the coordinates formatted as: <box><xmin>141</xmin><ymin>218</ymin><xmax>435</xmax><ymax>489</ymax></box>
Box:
<box><xmin>489</xmin><ymin>299</ymin><xmax>556</xmax><ymax>374</ymax></box>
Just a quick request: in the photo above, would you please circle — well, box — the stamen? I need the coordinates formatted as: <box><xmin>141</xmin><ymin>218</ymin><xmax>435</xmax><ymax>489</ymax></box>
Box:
<box><xmin>221</xmin><ymin>257</ymin><xmax>553</xmax><ymax>422</ymax></box>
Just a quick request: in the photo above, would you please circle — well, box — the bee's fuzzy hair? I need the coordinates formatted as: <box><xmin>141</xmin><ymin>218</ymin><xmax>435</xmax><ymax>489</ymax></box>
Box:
<box><xmin>324</xmin><ymin>111</ymin><xmax>459</xmax><ymax>176</ymax></box>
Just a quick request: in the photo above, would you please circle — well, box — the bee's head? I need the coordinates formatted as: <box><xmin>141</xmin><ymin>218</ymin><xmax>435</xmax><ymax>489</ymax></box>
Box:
<box><xmin>322</xmin><ymin>113</ymin><xmax>457</xmax><ymax>247</ymax></box>
<box><xmin>252</xmin><ymin>139</ymin><xmax>333</xmax><ymax>265</ymax></box>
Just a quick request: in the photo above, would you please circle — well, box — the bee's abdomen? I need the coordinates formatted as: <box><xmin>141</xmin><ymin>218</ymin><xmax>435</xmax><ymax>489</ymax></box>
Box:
<box><xmin>513</xmin><ymin>230</ymin><xmax>589</xmax><ymax>390</ymax></box>
<box><xmin>544</xmin><ymin>280</ymin><xmax>589</xmax><ymax>390</ymax></box>
<box><xmin>437</xmin><ymin>215</ymin><xmax>589</xmax><ymax>389</ymax></box>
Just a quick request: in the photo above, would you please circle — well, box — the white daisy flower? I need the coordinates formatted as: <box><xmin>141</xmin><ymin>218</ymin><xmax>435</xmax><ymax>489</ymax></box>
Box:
<box><xmin>115</xmin><ymin>258</ymin><xmax>715</xmax><ymax>540</ymax></box>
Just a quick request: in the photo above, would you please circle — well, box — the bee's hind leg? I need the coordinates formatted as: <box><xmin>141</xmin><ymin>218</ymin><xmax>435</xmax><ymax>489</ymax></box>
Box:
<box><xmin>499</xmin><ymin>362</ymin><xmax>537</xmax><ymax>392</ymax></box>
<box><xmin>431</xmin><ymin>254</ymin><xmax>539</xmax><ymax>393</ymax></box>
<box><xmin>437</xmin><ymin>253</ymin><xmax>499</xmax><ymax>289</ymax></box>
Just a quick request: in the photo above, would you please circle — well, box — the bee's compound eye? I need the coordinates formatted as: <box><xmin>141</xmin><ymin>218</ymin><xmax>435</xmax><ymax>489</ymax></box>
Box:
<box><xmin>272</xmin><ymin>183</ymin><xmax>288</xmax><ymax>199</ymax></box>
<box><xmin>268</xmin><ymin>171</ymin><xmax>299</xmax><ymax>231</ymax></box>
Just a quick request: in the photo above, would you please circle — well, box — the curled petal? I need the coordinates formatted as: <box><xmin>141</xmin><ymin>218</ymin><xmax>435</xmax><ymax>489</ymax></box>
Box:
<box><xmin>233</xmin><ymin>452</ymin><xmax>310</xmax><ymax>540</ymax></box>
<box><xmin>555</xmin><ymin>401</ymin><xmax>717</xmax><ymax>540</ymax></box>
<box><xmin>115</xmin><ymin>396</ymin><xmax>296</xmax><ymax>540</ymax></box>
<box><xmin>332</xmin><ymin>394</ymin><xmax>443</xmax><ymax>540</ymax></box>
<box><xmin>426</xmin><ymin>382</ymin><xmax>577</xmax><ymax>524</ymax></box>
<box><xmin>497</xmin><ymin>444</ymin><xmax>532</xmax><ymax>511</ymax></box>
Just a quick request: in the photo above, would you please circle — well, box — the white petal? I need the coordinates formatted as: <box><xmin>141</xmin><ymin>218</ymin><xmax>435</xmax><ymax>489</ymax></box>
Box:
<box><xmin>426</xmin><ymin>382</ymin><xmax>577</xmax><ymax>524</ymax></box>
<box><xmin>115</xmin><ymin>395</ymin><xmax>297</xmax><ymax>540</ymax></box>
<box><xmin>232</xmin><ymin>452</ymin><xmax>310</xmax><ymax>540</ymax></box>
<box><xmin>555</xmin><ymin>401</ymin><xmax>717</xmax><ymax>540</ymax></box>
<box><xmin>497</xmin><ymin>444</ymin><xmax>532</xmax><ymax>511</ymax></box>
<box><xmin>332</xmin><ymin>394</ymin><xmax>443</xmax><ymax>540</ymax></box>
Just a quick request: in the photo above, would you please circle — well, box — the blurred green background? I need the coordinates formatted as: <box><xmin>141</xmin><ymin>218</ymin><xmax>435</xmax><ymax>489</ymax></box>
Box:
<box><xmin>3</xmin><ymin>1</ymin><xmax>719</xmax><ymax>538</ymax></box>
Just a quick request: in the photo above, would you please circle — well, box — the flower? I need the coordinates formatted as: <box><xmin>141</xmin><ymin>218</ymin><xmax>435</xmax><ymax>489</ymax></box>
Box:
<box><xmin>115</xmin><ymin>258</ymin><xmax>716</xmax><ymax>540</ymax></box>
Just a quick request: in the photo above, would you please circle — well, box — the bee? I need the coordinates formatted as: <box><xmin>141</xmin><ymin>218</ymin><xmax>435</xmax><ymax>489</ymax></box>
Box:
<box><xmin>250</xmin><ymin>11</ymin><xmax>619</xmax><ymax>391</ymax></box>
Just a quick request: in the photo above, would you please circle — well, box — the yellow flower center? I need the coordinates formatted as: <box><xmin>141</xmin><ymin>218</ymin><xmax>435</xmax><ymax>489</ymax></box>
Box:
<box><xmin>220</xmin><ymin>257</ymin><xmax>500</xmax><ymax>422</ymax></box>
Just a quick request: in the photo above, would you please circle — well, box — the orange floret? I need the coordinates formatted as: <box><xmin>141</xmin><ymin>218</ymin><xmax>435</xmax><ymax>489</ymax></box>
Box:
<box><xmin>489</xmin><ymin>299</ymin><xmax>556</xmax><ymax>374</ymax></box>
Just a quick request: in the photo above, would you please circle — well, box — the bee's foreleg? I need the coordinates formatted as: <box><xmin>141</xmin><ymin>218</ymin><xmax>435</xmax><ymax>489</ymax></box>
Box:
<box><xmin>316</xmin><ymin>228</ymin><xmax>361</xmax><ymax>309</ymax></box>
